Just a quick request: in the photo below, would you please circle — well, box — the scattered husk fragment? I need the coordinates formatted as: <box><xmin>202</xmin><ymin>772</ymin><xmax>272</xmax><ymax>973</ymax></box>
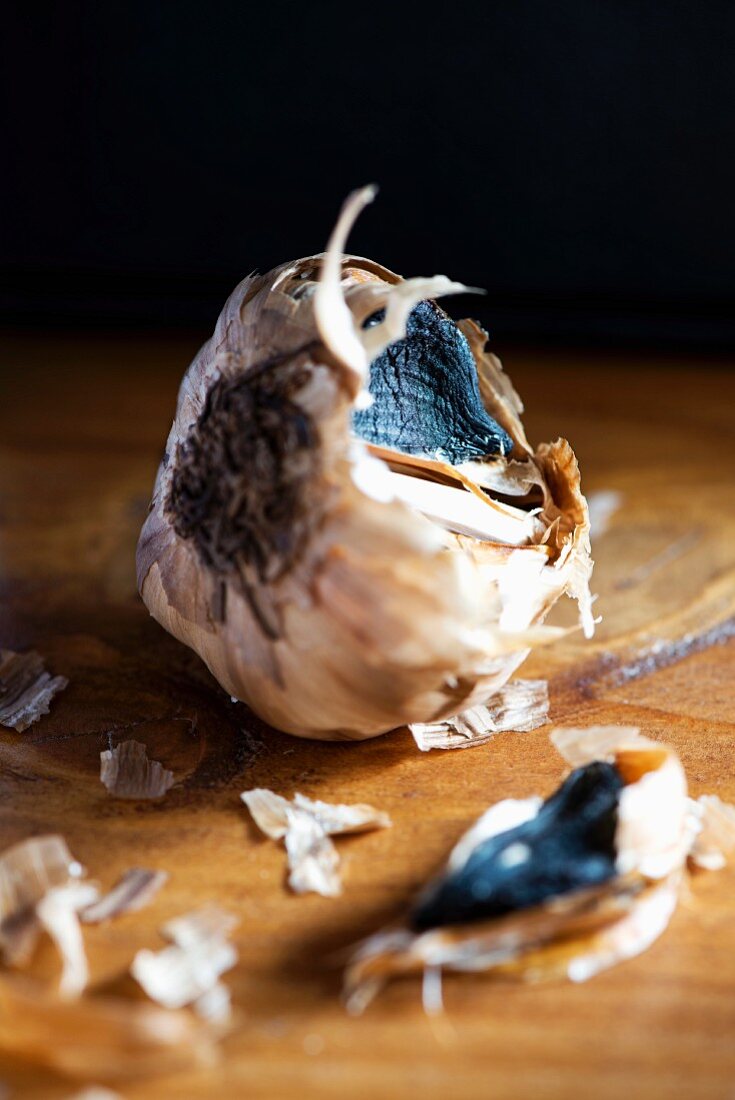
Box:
<box><xmin>0</xmin><ymin>835</ymin><xmax>86</xmax><ymax>972</ymax></box>
<box><xmin>344</xmin><ymin>726</ymin><xmax>731</xmax><ymax>1012</ymax></box>
<box><xmin>36</xmin><ymin>881</ymin><xmax>100</xmax><ymax>998</ymax></box>
<box><xmin>284</xmin><ymin>814</ymin><xmax>342</xmax><ymax>897</ymax></box>
<box><xmin>293</xmin><ymin>793</ymin><xmax>392</xmax><ymax>835</ymax></box>
<box><xmin>80</xmin><ymin>869</ymin><xmax>168</xmax><ymax>924</ymax></box>
<box><xmin>131</xmin><ymin>905</ymin><xmax>238</xmax><ymax>1021</ymax></box>
<box><xmin>136</xmin><ymin>187</ymin><xmax>595</xmax><ymax>741</ymax></box>
<box><xmin>0</xmin><ymin>649</ymin><xmax>68</xmax><ymax>731</ymax></box>
<box><xmin>409</xmin><ymin>678</ymin><xmax>548</xmax><ymax>750</ymax></box>
<box><xmin>242</xmin><ymin>789</ymin><xmax>391</xmax><ymax>897</ymax></box>
<box><xmin>0</xmin><ymin>840</ymin><xmax>227</xmax><ymax>1079</ymax></box>
<box><xmin>99</xmin><ymin>740</ymin><xmax>175</xmax><ymax>800</ymax></box>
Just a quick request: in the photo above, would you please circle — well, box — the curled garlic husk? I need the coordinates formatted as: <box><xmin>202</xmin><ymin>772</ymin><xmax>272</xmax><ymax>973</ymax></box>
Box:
<box><xmin>344</xmin><ymin>727</ymin><xmax>731</xmax><ymax>1012</ymax></box>
<box><xmin>137</xmin><ymin>188</ymin><xmax>594</xmax><ymax>740</ymax></box>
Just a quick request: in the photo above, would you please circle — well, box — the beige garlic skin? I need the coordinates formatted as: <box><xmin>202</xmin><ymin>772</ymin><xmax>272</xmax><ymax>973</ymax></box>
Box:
<box><xmin>136</xmin><ymin>190</ymin><xmax>594</xmax><ymax>740</ymax></box>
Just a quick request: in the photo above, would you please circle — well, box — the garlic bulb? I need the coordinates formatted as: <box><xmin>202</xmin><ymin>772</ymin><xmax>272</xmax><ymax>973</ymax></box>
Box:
<box><xmin>137</xmin><ymin>188</ymin><xmax>594</xmax><ymax>740</ymax></box>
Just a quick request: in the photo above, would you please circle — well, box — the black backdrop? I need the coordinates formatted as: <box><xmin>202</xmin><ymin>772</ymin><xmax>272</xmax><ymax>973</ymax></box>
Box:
<box><xmin>4</xmin><ymin>2</ymin><xmax>735</xmax><ymax>348</ymax></box>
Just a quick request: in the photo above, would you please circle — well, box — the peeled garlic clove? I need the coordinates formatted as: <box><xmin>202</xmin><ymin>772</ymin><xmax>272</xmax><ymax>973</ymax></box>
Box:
<box><xmin>344</xmin><ymin>729</ymin><xmax>708</xmax><ymax>1010</ymax></box>
<box><xmin>137</xmin><ymin>189</ymin><xmax>594</xmax><ymax>740</ymax></box>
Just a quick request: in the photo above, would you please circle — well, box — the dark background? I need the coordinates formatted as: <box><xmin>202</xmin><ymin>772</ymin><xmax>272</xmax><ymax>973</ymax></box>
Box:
<box><xmin>4</xmin><ymin>2</ymin><xmax>735</xmax><ymax>350</ymax></box>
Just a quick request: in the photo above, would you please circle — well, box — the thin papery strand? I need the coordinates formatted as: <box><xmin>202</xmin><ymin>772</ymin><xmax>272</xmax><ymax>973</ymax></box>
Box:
<box><xmin>314</xmin><ymin>185</ymin><xmax>472</xmax><ymax>390</ymax></box>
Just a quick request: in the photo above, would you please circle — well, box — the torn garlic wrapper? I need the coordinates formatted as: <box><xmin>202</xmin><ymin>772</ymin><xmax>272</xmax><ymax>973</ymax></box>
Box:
<box><xmin>99</xmin><ymin>739</ymin><xmax>175</xmax><ymax>800</ymax></box>
<box><xmin>409</xmin><ymin>678</ymin><xmax>549</xmax><ymax>751</ymax></box>
<box><xmin>80</xmin><ymin>868</ymin><xmax>168</xmax><ymax>924</ymax></box>
<box><xmin>0</xmin><ymin>834</ymin><xmax>170</xmax><ymax>1001</ymax></box>
<box><xmin>0</xmin><ymin>835</ymin><xmax>96</xmax><ymax>997</ymax></box>
<box><xmin>137</xmin><ymin>186</ymin><xmax>594</xmax><ymax>740</ymax></box>
<box><xmin>242</xmin><ymin>789</ymin><xmax>391</xmax><ymax>897</ymax></box>
<box><xmin>131</xmin><ymin>905</ymin><xmax>238</xmax><ymax>1021</ymax></box>
<box><xmin>0</xmin><ymin>649</ymin><xmax>68</xmax><ymax>732</ymax></box>
<box><xmin>344</xmin><ymin>727</ymin><xmax>735</xmax><ymax>1012</ymax></box>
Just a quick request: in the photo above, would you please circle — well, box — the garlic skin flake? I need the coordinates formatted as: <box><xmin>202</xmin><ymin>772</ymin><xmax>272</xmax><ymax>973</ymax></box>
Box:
<box><xmin>242</xmin><ymin>788</ymin><xmax>390</xmax><ymax>897</ymax></box>
<box><xmin>0</xmin><ymin>649</ymin><xmax>68</xmax><ymax>732</ymax></box>
<box><xmin>0</xmin><ymin>835</ymin><xmax>85</xmax><ymax>968</ymax></box>
<box><xmin>137</xmin><ymin>189</ymin><xmax>594</xmax><ymax>740</ymax></box>
<box><xmin>100</xmin><ymin>739</ymin><xmax>175</xmax><ymax>799</ymax></box>
<box><xmin>80</xmin><ymin>868</ymin><xmax>168</xmax><ymax>924</ymax></box>
<box><xmin>131</xmin><ymin>905</ymin><xmax>238</xmax><ymax>1021</ymax></box>
<box><xmin>409</xmin><ymin>678</ymin><xmax>549</xmax><ymax>751</ymax></box>
<box><xmin>36</xmin><ymin>881</ymin><xmax>100</xmax><ymax>999</ymax></box>
<box><xmin>0</xmin><ymin>834</ymin><xmax>98</xmax><ymax>998</ymax></box>
<box><xmin>344</xmin><ymin>727</ymin><xmax>731</xmax><ymax>1011</ymax></box>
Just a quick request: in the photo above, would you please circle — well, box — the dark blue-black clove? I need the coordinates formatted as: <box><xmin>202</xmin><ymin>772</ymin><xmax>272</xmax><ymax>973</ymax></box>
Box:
<box><xmin>411</xmin><ymin>762</ymin><xmax>624</xmax><ymax>931</ymax></box>
<box><xmin>353</xmin><ymin>301</ymin><xmax>513</xmax><ymax>464</ymax></box>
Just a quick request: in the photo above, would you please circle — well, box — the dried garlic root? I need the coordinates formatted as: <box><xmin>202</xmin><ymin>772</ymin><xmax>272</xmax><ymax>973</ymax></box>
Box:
<box><xmin>137</xmin><ymin>188</ymin><xmax>594</xmax><ymax>740</ymax></box>
<box><xmin>344</xmin><ymin>726</ymin><xmax>735</xmax><ymax>1013</ymax></box>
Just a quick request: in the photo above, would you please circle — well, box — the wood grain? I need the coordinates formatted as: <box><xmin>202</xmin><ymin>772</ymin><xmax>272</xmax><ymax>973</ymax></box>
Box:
<box><xmin>1</xmin><ymin>333</ymin><xmax>734</xmax><ymax>1099</ymax></box>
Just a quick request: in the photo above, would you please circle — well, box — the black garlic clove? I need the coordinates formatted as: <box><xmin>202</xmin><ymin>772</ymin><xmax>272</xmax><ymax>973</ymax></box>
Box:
<box><xmin>353</xmin><ymin>300</ymin><xmax>513</xmax><ymax>464</ymax></box>
<box><xmin>411</xmin><ymin>761</ymin><xmax>624</xmax><ymax>931</ymax></box>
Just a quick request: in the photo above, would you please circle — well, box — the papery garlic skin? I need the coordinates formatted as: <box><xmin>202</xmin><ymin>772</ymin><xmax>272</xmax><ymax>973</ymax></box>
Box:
<box><xmin>137</xmin><ymin>192</ymin><xmax>593</xmax><ymax>740</ymax></box>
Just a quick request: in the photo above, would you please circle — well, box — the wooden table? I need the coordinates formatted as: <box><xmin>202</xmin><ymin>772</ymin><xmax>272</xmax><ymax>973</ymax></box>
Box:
<box><xmin>1</xmin><ymin>333</ymin><xmax>734</xmax><ymax>1099</ymax></box>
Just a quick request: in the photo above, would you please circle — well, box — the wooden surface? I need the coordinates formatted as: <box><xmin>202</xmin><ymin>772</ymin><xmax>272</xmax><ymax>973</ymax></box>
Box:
<box><xmin>1</xmin><ymin>333</ymin><xmax>734</xmax><ymax>1099</ymax></box>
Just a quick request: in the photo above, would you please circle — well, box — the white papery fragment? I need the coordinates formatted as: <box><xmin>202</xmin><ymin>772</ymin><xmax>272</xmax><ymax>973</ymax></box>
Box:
<box><xmin>0</xmin><ymin>834</ymin><xmax>84</xmax><ymax>967</ymax></box>
<box><xmin>131</xmin><ymin>905</ymin><xmax>238</xmax><ymax>1021</ymax></box>
<box><xmin>285</xmin><ymin>812</ymin><xmax>342</xmax><ymax>897</ymax></box>
<box><xmin>239</xmin><ymin>789</ymin><xmax>292</xmax><ymax>839</ymax></box>
<box><xmin>36</xmin><ymin>881</ymin><xmax>100</xmax><ymax>998</ymax></box>
<box><xmin>359</xmin><ymin>275</ymin><xmax>474</xmax><ymax>363</ymax></box>
<box><xmin>385</xmin><ymin>472</ymin><xmax>542</xmax><ymax>543</ymax></box>
<box><xmin>314</xmin><ymin>185</ymin><xmax>377</xmax><ymax>380</ymax></box>
<box><xmin>80</xmin><ymin>868</ymin><xmax>168</xmax><ymax>924</ymax></box>
<box><xmin>0</xmin><ymin>649</ymin><xmax>68</xmax><ymax>731</ymax></box>
<box><xmin>100</xmin><ymin>739</ymin><xmax>175</xmax><ymax>799</ymax></box>
<box><xmin>688</xmin><ymin>795</ymin><xmax>735</xmax><ymax>870</ymax></box>
<box><xmin>314</xmin><ymin>184</ymin><xmax>472</xmax><ymax>394</ymax></box>
<box><xmin>291</xmin><ymin>794</ymin><xmax>392</xmax><ymax>835</ymax></box>
<box><xmin>241</xmin><ymin>788</ymin><xmax>390</xmax><ymax>897</ymax></box>
<box><xmin>615</xmin><ymin>749</ymin><xmax>692</xmax><ymax>879</ymax></box>
<box><xmin>410</xmin><ymin>679</ymin><xmax>549</xmax><ymax>751</ymax></box>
